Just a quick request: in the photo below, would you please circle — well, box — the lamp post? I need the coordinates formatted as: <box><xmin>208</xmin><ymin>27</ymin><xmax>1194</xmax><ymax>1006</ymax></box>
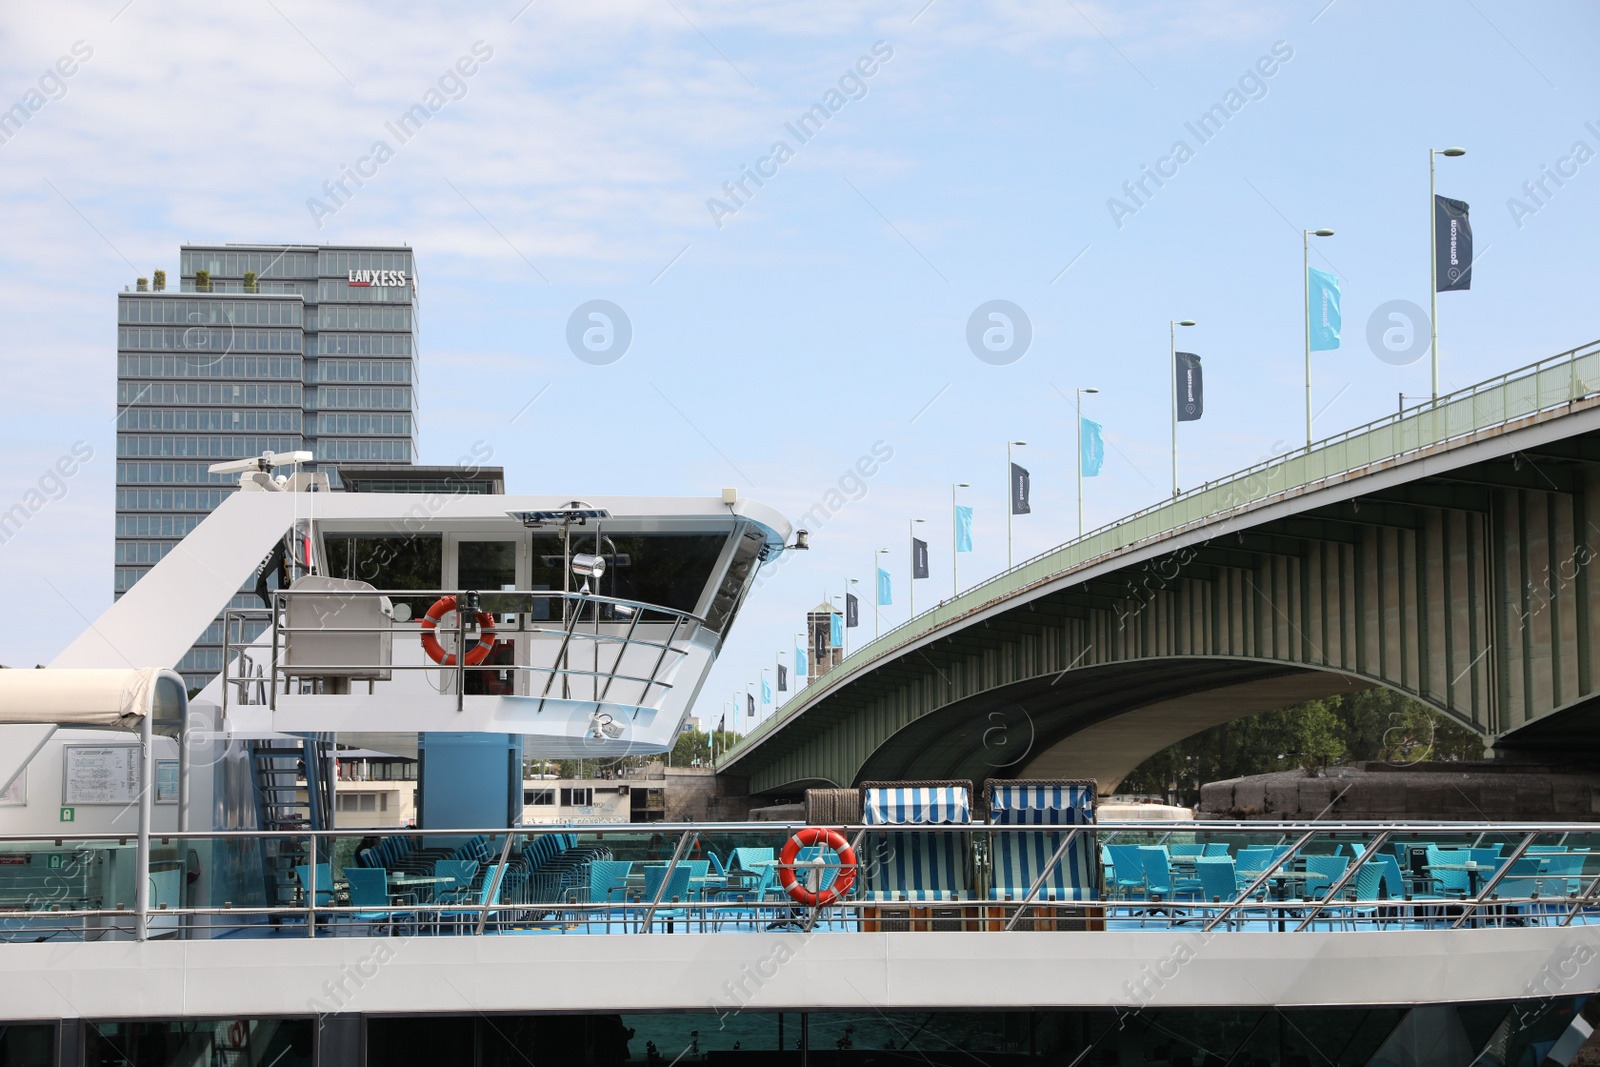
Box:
<box><xmin>1303</xmin><ymin>228</ymin><xmax>1335</xmax><ymax>449</ymax></box>
<box><xmin>1006</xmin><ymin>441</ymin><xmax>1026</xmax><ymax>568</ymax></box>
<box><xmin>951</xmin><ymin>482</ymin><xmax>969</xmax><ymax>597</ymax></box>
<box><xmin>1075</xmin><ymin>387</ymin><xmax>1099</xmax><ymax>540</ymax></box>
<box><xmin>1169</xmin><ymin>320</ymin><xmax>1195</xmax><ymax>497</ymax></box>
<box><xmin>908</xmin><ymin>518</ymin><xmax>925</xmax><ymax>617</ymax></box>
<box><xmin>1429</xmin><ymin>146</ymin><xmax>1467</xmax><ymax>401</ymax></box>
<box><xmin>873</xmin><ymin>548</ymin><xmax>889</xmax><ymax>640</ymax></box>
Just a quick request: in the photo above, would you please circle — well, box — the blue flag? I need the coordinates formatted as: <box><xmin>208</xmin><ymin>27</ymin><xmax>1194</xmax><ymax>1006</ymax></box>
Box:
<box><xmin>955</xmin><ymin>505</ymin><xmax>973</xmax><ymax>552</ymax></box>
<box><xmin>1080</xmin><ymin>418</ymin><xmax>1105</xmax><ymax>477</ymax></box>
<box><xmin>795</xmin><ymin>646</ymin><xmax>806</xmax><ymax>676</ymax></box>
<box><xmin>1308</xmin><ymin>268</ymin><xmax>1341</xmax><ymax>351</ymax></box>
<box><xmin>761</xmin><ymin>678</ymin><xmax>771</xmax><ymax>703</ymax></box>
<box><xmin>829</xmin><ymin>611</ymin><xmax>843</xmax><ymax>646</ymax></box>
<box><xmin>877</xmin><ymin>567</ymin><xmax>892</xmax><ymax>606</ymax></box>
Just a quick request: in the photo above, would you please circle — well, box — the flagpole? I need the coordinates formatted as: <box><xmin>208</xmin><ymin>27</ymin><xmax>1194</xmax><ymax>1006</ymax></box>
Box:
<box><xmin>1006</xmin><ymin>441</ymin><xmax>1026</xmax><ymax>568</ymax></box>
<box><xmin>1430</xmin><ymin>146</ymin><xmax>1467</xmax><ymax>402</ymax></box>
<box><xmin>1304</xmin><ymin>228</ymin><xmax>1334</xmax><ymax>449</ymax></box>
<box><xmin>1076</xmin><ymin>387</ymin><xmax>1099</xmax><ymax>539</ymax></box>
<box><xmin>1169</xmin><ymin>319</ymin><xmax>1195</xmax><ymax>497</ymax></box>
<box><xmin>951</xmin><ymin>482</ymin><xmax>969</xmax><ymax>597</ymax></box>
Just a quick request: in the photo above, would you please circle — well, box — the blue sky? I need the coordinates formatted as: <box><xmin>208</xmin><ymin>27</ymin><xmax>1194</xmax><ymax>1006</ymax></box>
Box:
<box><xmin>0</xmin><ymin>1</ymin><xmax>1595</xmax><ymax>722</ymax></box>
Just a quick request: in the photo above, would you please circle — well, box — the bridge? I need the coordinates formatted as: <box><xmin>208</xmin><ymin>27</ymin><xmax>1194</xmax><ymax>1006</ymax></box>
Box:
<box><xmin>722</xmin><ymin>340</ymin><xmax>1600</xmax><ymax>798</ymax></box>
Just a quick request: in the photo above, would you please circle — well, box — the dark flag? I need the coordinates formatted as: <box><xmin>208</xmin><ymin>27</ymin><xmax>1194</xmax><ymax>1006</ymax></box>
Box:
<box><xmin>778</xmin><ymin>664</ymin><xmax>788</xmax><ymax>692</ymax></box>
<box><xmin>747</xmin><ymin>693</ymin><xmax>755</xmax><ymax>718</ymax></box>
<box><xmin>1435</xmin><ymin>195</ymin><xmax>1472</xmax><ymax>291</ymax></box>
<box><xmin>912</xmin><ymin>537</ymin><xmax>930</xmax><ymax>579</ymax></box>
<box><xmin>845</xmin><ymin>592</ymin><xmax>859</xmax><ymax>628</ymax></box>
<box><xmin>1010</xmin><ymin>463</ymin><xmax>1031</xmax><ymax>515</ymax></box>
<box><xmin>814</xmin><ymin>617</ymin><xmax>830</xmax><ymax>651</ymax></box>
<box><xmin>1175</xmin><ymin>352</ymin><xmax>1203</xmax><ymax>421</ymax></box>
<box><xmin>717</xmin><ymin>713</ymin><xmax>726</xmax><ymax>733</ymax></box>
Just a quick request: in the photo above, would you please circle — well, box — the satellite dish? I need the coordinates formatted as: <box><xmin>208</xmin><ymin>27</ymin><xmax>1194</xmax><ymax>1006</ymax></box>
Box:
<box><xmin>208</xmin><ymin>450</ymin><xmax>315</xmax><ymax>476</ymax></box>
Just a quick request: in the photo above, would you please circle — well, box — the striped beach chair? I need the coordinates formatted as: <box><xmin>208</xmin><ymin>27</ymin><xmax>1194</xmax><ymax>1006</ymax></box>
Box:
<box><xmin>985</xmin><ymin>779</ymin><xmax>1098</xmax><ymax>903</ymax></box>
<box><xmin>859</xmin><ymin>780</ymin><xmax>973</xmax><ymax>902</ymax></box>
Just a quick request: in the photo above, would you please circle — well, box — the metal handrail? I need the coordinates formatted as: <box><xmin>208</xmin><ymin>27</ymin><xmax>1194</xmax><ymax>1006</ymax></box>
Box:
<box><xmin>729</xmin><ymin>338</ymin><xmax>1600</xmax><ymax>761</ymax></box>
<box><xmin>221</xmin><ymin>588</ymin><xmax>705</xmax><ymax>714</ymax></box>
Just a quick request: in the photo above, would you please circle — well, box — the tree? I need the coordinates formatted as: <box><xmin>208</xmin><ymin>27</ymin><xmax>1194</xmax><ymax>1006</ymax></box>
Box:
<box><xmin>671</xmin><ymin>729</ymin><xmax>737</xmax><ymax>766</ymax></box>
<box><xmin>1118</xmin><ymin>689</ymin><xmax>1484</xmax><ymax>806</ymax></box>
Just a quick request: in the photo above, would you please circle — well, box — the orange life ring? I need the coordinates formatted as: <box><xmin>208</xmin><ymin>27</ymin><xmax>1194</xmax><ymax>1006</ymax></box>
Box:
<box><xmin>419</xmin><ymin>595</ymin><xmax>498</xmax><ymax>666</ymax></box>
<box><xmin>778</xmin><ymin>827</ymin><xmax>856</xmax><ymax>907</ymax></box>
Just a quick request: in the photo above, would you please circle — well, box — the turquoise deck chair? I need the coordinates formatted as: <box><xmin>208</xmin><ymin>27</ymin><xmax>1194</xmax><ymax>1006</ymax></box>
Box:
<box><xmin>1105</xmin><ymin>845</ymin><xmax>1146</xmax><ymax>900</ymax></box>
<box><xmin>437</xmin><ymin>863</ymin><xmax>507</xmax><ymax>933</ymax></box>
<box><xmin>642</xmin><ymin>864</ymin><xmax>694</xmax><ymax>931</ymax></box>
<box><xmin>1194</xmin><ymin>857</ymin><xmax>1240</xmax><ymax>901</ymax></box>
<box><xmin>1202</xmin><ymin>844</ymin><xmax>1231</xmax><ymax>857</ymax></box>
<box><xmin>295</xmin><ymin>864</ymin><xmax>337</xmax><ymax>907</ymax></box>
<box><xmin>1302</xmin><ymin>855</ymin><xmax>1349</xmax><ymax>903</ymax></box>
<box><xmin>433</xmin><ymin>859</ymin><xmax>479</xmax><ymax>904</ymax></box>
<box><xmin>1169</xmin><ymin>844</ymin><xmax>1204</xmax><ymax>859</ymax></box>
<box><xmin>345</xmin><ymin>867</ymin><xmax>414</xmax><ymax>936</ymax></box>
<box><xmin>1541</xmin><ymin>853</ymin><xmax>1587</xmax><ymax>896</ymax></box>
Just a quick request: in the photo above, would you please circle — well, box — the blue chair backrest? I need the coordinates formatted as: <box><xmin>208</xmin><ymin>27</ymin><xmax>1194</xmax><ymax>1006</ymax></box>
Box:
<box><xmin>1195</xmin><ymin>858</ymin><xmax>1239</xmax><ymax>902</ymax></box>
<box><xmin>1527</xmin><ymin>845</ymin><xmax>1569</xmax><ymax>854</ymax></box>
<box><xmin>434</xmin><ymin>859</ymin><xmax>478</xmax><ymax>894</ymax></box>
<box><xmin>1169</xmin><ymin>844</ymin><xmax>1204</xmax><ymax>858</ymax></box>
<box><xmin>1377</xmin><ymin>855</ymin><xmax>1406</xmax><ymax>898</ymax></box>
<box><xmin>295</xmin><ymin>864</ymin><xmax>335</xmax><ymax>906</ymax></box>
<box><xmin>706</xmin><ymin>852</ymin><xmax>726</xmax><ymax>877</ymax></box>
<box><xmin>1203</xmin><ymin>843</ymin><xmax>1231</xmax><ymax>857</ymax></box>
<box><xmin>1236</xmin><ymin>847</ymin><xmax>1275</xmax><ymax>873</ymax></box>
<box><xmin>1107</xmin><ymin>845</ymin><xmax>1146</xmax><ymax>885</ymax></box>
<box><xmin>643</xmin><ymin>864</ymin><xmax>692</xmax><ymax>902</ymax></box>
<box><xmin>1137</xmin><ymin>847</ymin><xmax>1173</xmax><ymax>894</ymax></box>
<box><xmin>1495</xmin><ymin>857</ymin><xmax>1541</xmax><ymax>900</ymax></box>
<box><xmin>1469</xmin><ymin>847</ymin><xmax>1503</xmax><ymax>866</ymax></box>
<box><xmin>455</xmin><ymin>836</ymin><xmax>492</xmax><ymax>866</ymax></box>
<box><xmin>588</xmin><ymin>860</ymin><xmax>632</xmax><ymax>901</ymax></box>
<box><xmin>1540</xmin><ymin>853</ymin><xmax>1586</xmax><ymax>893</ymax></box>
<box><xmin>478</xmin><ymin>864</ymin><xmax>506</xmax><ymax>906</ymax></box>
<box><xmin>985</xmin><ymin>782</ymin><xmax>1095</xmax><ymax>901</ymax></box>
<box><xmin>1353</xmin><ymin>860</ymin><xmax>1386</xmax><ymax>901</ymax></box>
<box><xmin>1304</xmin><ymin>855</ymin><xmax>1349</xmax><ymax>900</ymax></box>
<box><xmin>729</xmin><ymin>847</ymin><xmax>774</xmax><ymax>873</ymax></box>
<box><xmin>345</xmin><ymin>867</ymin><xmax>389</xmax><ymax>909</ymax></box>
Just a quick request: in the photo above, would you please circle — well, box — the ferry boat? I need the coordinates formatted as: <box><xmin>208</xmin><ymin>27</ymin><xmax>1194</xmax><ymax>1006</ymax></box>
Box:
<box><xmin>0</xmin><ymin>464</ymin><xmax>1595</xmax><ymax>1066</ymax></box>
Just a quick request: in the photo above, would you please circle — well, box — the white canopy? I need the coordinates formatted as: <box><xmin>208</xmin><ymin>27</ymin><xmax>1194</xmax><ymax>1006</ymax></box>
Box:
<box><xmin>0</xmin><ymin>667</ymin><xmax>180</xmax><ymax>729</ymax></box>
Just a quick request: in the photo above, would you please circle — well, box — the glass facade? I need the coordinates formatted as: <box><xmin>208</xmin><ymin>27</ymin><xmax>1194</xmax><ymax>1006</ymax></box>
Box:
<box><xmin>116</xmin><ymin>244</ymin><xmax>419</xmax><ymax>687</ymax></box>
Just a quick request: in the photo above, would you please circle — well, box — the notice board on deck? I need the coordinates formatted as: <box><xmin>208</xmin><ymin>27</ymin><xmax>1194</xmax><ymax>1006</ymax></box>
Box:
<box><xmin>62</xmin><ymin>746</ymin><xmax>178</xmax><ymax>805</ymax></box>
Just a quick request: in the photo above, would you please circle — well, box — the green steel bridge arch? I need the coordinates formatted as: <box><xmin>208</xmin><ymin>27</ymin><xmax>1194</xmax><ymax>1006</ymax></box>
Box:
<box><xmin>722</xmin><ymin>340</ymin><xmax>1600</xmax><ymax>797</ymax></box>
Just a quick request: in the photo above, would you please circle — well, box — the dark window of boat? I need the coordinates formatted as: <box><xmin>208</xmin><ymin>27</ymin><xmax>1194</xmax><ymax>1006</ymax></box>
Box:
<box><xmin>535</xmin><ymin>533</ymin><xmax>727</xmax><ymax>619</ymax></box>
<box><xmin>703</xmin><ymin>525</ymin><xmax>764</xmax><ymax>634</ymax></box>
<box><xmin>322</xmin><ymin>534</ymin><xmax>442</xmax><ymax>619</ymax></box>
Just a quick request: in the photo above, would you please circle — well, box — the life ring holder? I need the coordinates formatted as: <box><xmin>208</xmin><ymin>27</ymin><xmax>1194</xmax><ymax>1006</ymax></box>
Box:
<box><xmin>778</xmin><ymin>827</ymin><xmax>857</xmax><ymax>908</ymax></box>
<box><xmin>419</xmin><ymin>595</ymin><xmax>497</xmax><ymax>666</ymax></box>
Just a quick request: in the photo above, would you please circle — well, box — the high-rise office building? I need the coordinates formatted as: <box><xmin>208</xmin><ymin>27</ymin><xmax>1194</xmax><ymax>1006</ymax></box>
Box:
<box><xmin>116</xmin><ymin>244</ymin><xmax>418</xmax><ymax>686</ymax></box>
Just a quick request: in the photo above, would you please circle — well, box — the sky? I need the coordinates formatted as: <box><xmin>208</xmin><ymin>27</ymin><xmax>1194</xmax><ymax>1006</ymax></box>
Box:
<box><xmin>0</xmin><ymin>0</ymin><xmax>1595</xmax><ymax>727</ymax></box>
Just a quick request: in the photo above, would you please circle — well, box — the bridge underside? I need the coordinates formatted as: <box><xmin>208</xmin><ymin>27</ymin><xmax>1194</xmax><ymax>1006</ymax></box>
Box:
<box><xmin>728</xmin><ymin>379</ymin><xmax>1600</xmax><ymax>799</ymax></box>
<box><xmin>853</xmin><ymin>659</ymin><xmax>1375</xmax><ymax>790</ymax></box>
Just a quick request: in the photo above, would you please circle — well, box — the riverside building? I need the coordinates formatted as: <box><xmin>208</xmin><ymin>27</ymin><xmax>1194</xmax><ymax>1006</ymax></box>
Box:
<box><xmin>115</xmin><ymin>243</ymin><xmax>418</xmax><ymax>685</ymax></box>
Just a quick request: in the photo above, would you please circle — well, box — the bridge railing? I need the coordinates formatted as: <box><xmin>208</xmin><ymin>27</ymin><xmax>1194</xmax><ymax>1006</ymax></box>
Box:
<box><xmin>736</xmin><ymin>338</ymin><xmax>1600</xmax><ymax>758</ymax></box>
